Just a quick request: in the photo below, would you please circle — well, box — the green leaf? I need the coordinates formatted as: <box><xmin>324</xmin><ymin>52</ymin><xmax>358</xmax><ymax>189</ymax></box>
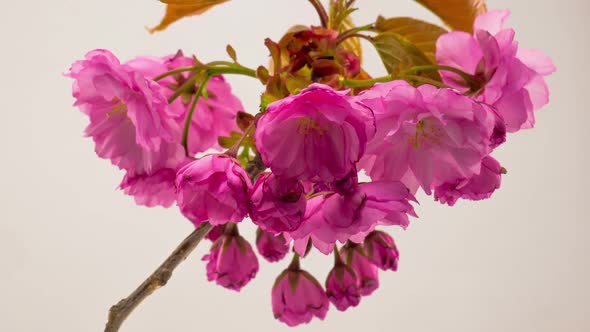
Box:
<box><xmin>371</xmin><ymin>32</ymin><xmax>440</xmax><ymax>80</ymax></box>
<box><xmin>374</xmin><ymin>16</ymin><xmax>447</xmax><ymax>63</ymax></box>
<box><xmin>414</xmin><ymin>0</ymin><xmax>487</xmax><ymax>33</ymax></box>
<box><xmin>218</xmin><ymin>131</ymin><xmax>241</xmax><ymax>149</ymax></box>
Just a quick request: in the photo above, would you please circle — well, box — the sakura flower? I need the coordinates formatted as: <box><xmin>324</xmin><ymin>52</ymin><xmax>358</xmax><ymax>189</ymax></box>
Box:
<box><xmin>176</xmin><ymin>154</ymin><xmax>251</xmax><ymax>226</ymax></box>
<box><xmin>364</xmin><ymin>231</ymin><xmax>399</xmax><ymax>271</ymax></box>
<box><xmin>203</xmin><ymin>230</ymin><xmax>259</xmax><ymax>291</ymax></box>
<box><xmin>68</xmin><ymin>49</ymin><xmax>185</xmax><ymax>174</ymax></box>
<box><xmin>358</xmin><ymin>81</ymin><xmax>496</xmax><ymax>195</ymax></box>
<box><xmin>341</xmin><ymin>243</ymin><xmax>379</xmax><ymax>296</ymax></box>
<box><xmin>290</xmin><ymin>180</ymin><xmax>416</xmax><ymax>255</ymax></box>
<box><xmin>249</xmin><ymin>173</ymin><xmax>306</xmax><ymax>234</ymax></box>
<box><xmin>325</xmin><ymin>257</ymin><xmax>361</xmax><ymax>311</ymax></box>
<box><xmin>436</xmin><ymin>10</ymin><xmax>555</xmax><ymax>132</ymax></box>
<box><xmin>434</xmin><ymin>156</ymin><xmax>504</xmax><ymax>206</ymax></box>
<box><xmin>256</xmin><ymin>228</ymin><xmax>290</xmax><ymax>263</ymax></box>
<box><xmin>126</xmin><ymin>52</ymin><xmax>244</xmax><ymax>155</ymax></box>
<box><xmin>119</xmin><ymin>168</ymin><xmax>178</xmax><ymax>208</ymax></box>
<box><xmin>272</xmin><ymin>262</ymin><xmax>329</xmax><ymax>326</ymax></box>
<box><xmin>255</xmin><ymin>84</ymin><xmax>375</xmax><ymax>182</ymax></box>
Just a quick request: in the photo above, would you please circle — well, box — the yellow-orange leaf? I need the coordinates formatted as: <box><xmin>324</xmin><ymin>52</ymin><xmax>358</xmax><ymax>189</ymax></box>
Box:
<box><xmin>375</xmin><ymin>16</ymin><xmax>447</xmax><ymax>63</ymax></box>
<box><xmin>414</xmin><ymin>0</ymin><xmax>487</xmax><ymax>33</ymax></box>
<box><xmin>149</xmin><ymin>0</ymin><xmax>229</xmax><ymax>33</ymax></box>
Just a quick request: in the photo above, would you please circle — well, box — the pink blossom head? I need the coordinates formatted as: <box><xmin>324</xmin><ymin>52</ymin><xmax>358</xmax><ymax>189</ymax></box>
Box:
<box><xmin>176</xmin><ymin>154</ymin><xmax>251</xmax><ymax>226</ymax></box>
<box><xmin>436</xmin><ymin>10</ymin><xmax>555</xmax><ymax>132</ymax></box>
<box><xmin>205</xmin><ymin>225</ymin><xmax>225</xmax><ymax>242</ymax></box>
<box><xmin>68</xmin><ymin>49</ymin><xmax>184</xmax><ymax>174</ymax></box>
<box><xmin>325</xmin><ymin>261</ymin><xmax>361</xmax><ymax>311</ymax></box>
<box><xmin>256</xmin><ymin>228</ymin><xmax>290</xmax><ymax>263</ymax></box>
<box><xmin>119</xmin><ymin>168</ymin><xmax>178</xmax><ymax>208</ymax></box>
<box><xmin>290</xmin><ymin>180</ymin><xmax>416</xmax><ymax>255</ymax></box>
<box><xmin>364</xmin><ymin>231</ymin><xmax>399</xmax><ymax>271</ymax></box>
<box><xmin>255</xmin><ymin>84</ymin><xmax>375</xmax><ymax>182</ymax></box>
<box><xmin>126</xmin><ymin>53</ymin><xmax>244</xmax><ymax>155</ymax></box>
<box><xmin>358</xmin><ymin>81</ymin><xmax>495</xmax><ymax>195</ymax></box>
<box><xmin>272</xmin><ymin>267</ymin><xmax>329</xmax><ymax>326</ymax></box>
<box><xmin>249</xmin><ymin>173</ymin><xmax>306</xmax><ymax>234</ymax></box>
<box><xmin>203</xmin><ymin>231</ymin><xmax>259</xmax><ymax>291</ymax></box>
<box><xmin>341</xmin><ymin>243</ymin><xmax>379</xmax><ymax>296</ymax></box>
<box><xmin>435</xmin><ymin>156</ymin><xmax>504</xmax><ymax>206</ymax></box>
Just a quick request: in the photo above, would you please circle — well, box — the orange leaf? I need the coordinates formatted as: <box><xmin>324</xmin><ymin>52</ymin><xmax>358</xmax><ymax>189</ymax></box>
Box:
<box><xmin>414</xmin><ymin>0</ymin><xmax>487</xmax><ymax>33</ymax></box>
<box><xmin>149</xmin><ymin>0</ymin><xmax>229</xmax><ymax>33</ymax></box>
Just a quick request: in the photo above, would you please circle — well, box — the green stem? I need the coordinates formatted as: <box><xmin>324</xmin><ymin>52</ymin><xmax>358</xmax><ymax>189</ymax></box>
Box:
<box><xmin>336</xmin><ymin>23</ymin><xmax>374</xmax><ymax>45</ymax></box>
<box><xmin>154</xmin><ymin>66</ymin><xmax>201</xmax><ymax>81</ymax></box>
<box><xmin>288</xmin><ymin>253</ymin><xmax>301</xmax><ymax>270</ymax></box>
<box><xmin>406</xmin><ymin>65</ymin><xmax>476</xmax><ymax>86</ymax></box>
<box><xmin>181</xmin><ymin>76</ymin><xmax>211</xmax><ymax>157</ymax></box>
<box><xmin>340</xmin><ymin>75</ymin><xmax>392</xmax><ymax>88</ymax></box>
<box><xmin>226</xmin><ymin>122</ymin><xmax>256</xmax><ymax>158</ymax></box>
<box><xmin>402</xmin><ymin>75</ymin><xmax>450</xmax><ymax>88</ymax></box>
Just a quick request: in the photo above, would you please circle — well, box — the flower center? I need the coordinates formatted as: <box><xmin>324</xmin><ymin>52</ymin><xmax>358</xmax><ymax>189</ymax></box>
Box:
<box><xmin>297</xmin><ymin>117</ymin><xmax>326</xmax><ymax>136</ymax></box>
<box><xmin>106</xmin><ymin>99</ymin><xmax>128</xmax><ymax>118</ymax></box>
<box><xmin>406</xmin><ymin>119</ymin><xmax>443</xmax><ymax>148</ymax></box>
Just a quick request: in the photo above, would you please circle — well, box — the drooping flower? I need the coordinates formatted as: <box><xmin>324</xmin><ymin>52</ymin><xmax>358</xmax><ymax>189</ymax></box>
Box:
<box><xmin>126</xmin><ymin>52</ymin><xmax>244</xmax><ymax>155</ymax></box>
<box><xmin>434</xmin><ymin>156</ymin><xmax>504</xmax><ymax>206</ymax></box>
<box><xmin>203</xmin><ymin>230</ymin><xmax>259</xmax><ymax>291</ymax></box>
<box><xmin>255</xmin><ymin>83</ymin><xmax>375</xmax><ymax>182</ymax></box>
<box><xmin>436</xmin><ymin>9</ymin><xmax>555</xmax><ymax>132</ymax></box>
<box><xmin>119</xmin><ymin>168</ymin><xmax>178</xmax><ymax>208</ymax></box>
<box><xmin>256</xmin><ymin>228</ymin><xmax>290</xmax><ymax>263</ymax></box>
<box><xmin>364</xmin><ymin>231</ymin><xmax>399</xmax><ymax>271</ymax></box>
<box><xmin>249</xmin><ymin>173</ymin><xmax>306</xmax><ymax>234</ymax></box>
<box><xmin>290</xmin><ymin>180</ymin><xmax>416</xmax><ymax>255</ymax></box>
<box><xmin>205</xmin><ymin>225</ymin><xmax>225</xmax><ymax>242</ymax></box>
<box><xmin>325</xmin><ymin>256</ymin><xmax>361</xmax><ymax>311</ymax></box>
<box><xmin>68</xmin><ymin>49</ymin><xmax>185</xmax><ymax>174</ymax></box>
<box><xmin>272</xmin><ymin>262</ymin><xmax>329</xmax><ymax>326</ymax></box>
<box><xmin>176</xmin><ymin>154</ymin><xmax>251</xmax><ymax>226</ymax></box>
<box><xmin>341</xmin><ymin>243</ymin><xmax>379</xmax><ymax>296</ymax></box>
<box><xmin>358</xmin><ymin>81</ymin><xmax>496</xmax><ymax>195</ymax></box>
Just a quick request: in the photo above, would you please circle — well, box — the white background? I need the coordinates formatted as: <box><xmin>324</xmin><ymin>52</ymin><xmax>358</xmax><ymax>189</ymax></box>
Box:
<box><xmin>0</xmin><ymin>0</ymin><xmax>588</xmax><ymax>331</ymax></box>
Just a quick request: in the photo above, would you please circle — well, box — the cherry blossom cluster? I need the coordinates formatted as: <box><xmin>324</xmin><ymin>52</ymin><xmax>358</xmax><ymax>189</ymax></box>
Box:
<box><xmin>69</xmin><ymin>9</ymin><xmax>553</xmax><ymax>327</ymax></box>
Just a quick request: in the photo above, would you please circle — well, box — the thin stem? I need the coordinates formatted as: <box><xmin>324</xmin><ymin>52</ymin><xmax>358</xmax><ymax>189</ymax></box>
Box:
<box><xmin>154</xmin><ymin>66</ymin><xmax>200</xmax><ymax>81</ymax></box>
<box><xmin>333</xmin><ymin>245</ymin><xmax>343</xmax><ymax>266</ymax></box>
<box><xmin>336</xmin><ymin>23</ymin><xmax>374</xmax><ymax>45</ymax></box>
<box><xmin>181</xmin><ymin>76</ymin><xmax>211</xmax><ymax>157</ymax></box>
<box><xmin>402</xmin><ymin>75</ymin><xmax>450</xmax><ymax>88</ymax></box>
<box><xmin>167</xmin><ymin>74</ymin><xmax>199</xmax><ymax>104</ymax></box>
<box><xmin>226</xmin><ymin>122</ymin><xmax>256</xmax><ymax>158</ymax></box>
<box><xmin>406</xmin><ymin>65</ymin><xmax>476</xmax><ymax>87</ymax></box>
<box><xmin>288</xmin><ymin>253</ymin><xmax>301</xmax><ymax>270</ymax></box>
<box><xmin>308</xmin><ymin>0</ymin><xmax>329</xmax><ymax>27</ymax></box>
<box><xmin>104</xmin><ymin>223</ymin><xmax>213</xmax><ymax>332</ymax></box>
<box><xmin>340</xmin><ymin>75</ymin><xmax>393</xmax><ymax>88</ymax></box>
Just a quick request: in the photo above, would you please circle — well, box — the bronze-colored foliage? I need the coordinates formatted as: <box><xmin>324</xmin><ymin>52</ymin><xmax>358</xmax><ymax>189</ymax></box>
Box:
<box><xmin>150</xmin><ymin>0</ymin><xmax>229</xmax><ymax>33</ymax></box>
<box><xmin>414</xmin><ymin>0</ymin><xmax>487</xmax><ymax>33</ymax></box>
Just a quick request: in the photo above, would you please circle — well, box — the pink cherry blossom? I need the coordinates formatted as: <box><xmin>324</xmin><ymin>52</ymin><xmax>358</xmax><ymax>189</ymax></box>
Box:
<box><xmin>290</xmin><ymin>180</ymin><xmax>416</xmax><ymax>255</ymax></box>
<box><xmin>272</xmin><ymin>268</ymin><xmax>329</xmax><ymax>326</ymax></box>
<box><xmin>249</xmin><ymin>173</ymin><xmax>306</xmax><ymax>234</ymax></box>
<box><xmin>364</xmin><ymin>231</ymin><xmax>399</xmax><ymax>271</ymax></box>
<box><xmin>255</xmin><ymin>83</ymin><xmax>375</xmax><ymax>182</ymax></box>
<box><xmin>341</xmin><ymin>243</ymin><xmax>379</xmax><ymax>296</ymax></box>
<box><xmin>203</xmin><ymin>232</ymin><xmax>259</xmax><ymax>291</ymax></box>
<box><xmin>205</xmin><ymin>225</ymin><xmax>225</xmax><ymax>242</ymax></box>
<box><xmin>176</xmin><ymin>154</ymin><xmax>251</xmax><ymax>226</ymax></box>
<box><xmin>436</xmin><ymin>10</ymin><xmax>555</xmax><ymax>132</ymax></box>
<box><xmin>119</xmin><ymin>168</ymin><xmax>178</xmax><ymax>208</ymax></box>
<box><xmin>434</xmin><ymin>156</ymin><xmax>504</xmax><ymax>206</ymax></box>
<box><xmin>325</xmin><ymin>262</ymin><xmax>361</xmax><ymax>311</ymax></box>
<box><xmin>358</xmin><ymin>81</ymin><xmax>496</xmax><ymax>195</ymax></box>
<box><xmin>256</xmin><ymin>228</ymin><xmax>290</xmax><ymax>263</ymax></box>
<box><xmin>126</xmin><ymin>52</ymin><xmax>244</xmax><ymax>155</ymax></box>
<box><xmin>68</xmin><ymin>49</ymin><xmax>185</xmax><ymax>175</ymax></box>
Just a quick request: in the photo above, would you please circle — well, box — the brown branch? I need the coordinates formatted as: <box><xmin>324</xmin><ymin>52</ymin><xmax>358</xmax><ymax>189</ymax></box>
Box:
<box><xmin>308</xmin><ymin>0</ymin><xmax>329</xmax><ymax>27</ymax></box>
<box><xmin>104</xmin><ymin>222</ymin><xmax>213</xmax><ymax>332</ymax></box>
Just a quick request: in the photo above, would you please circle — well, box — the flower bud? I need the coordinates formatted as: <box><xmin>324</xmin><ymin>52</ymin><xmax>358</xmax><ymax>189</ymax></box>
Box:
<box><xmin>364</xmin><ymin>231</ymin><xmax>399</xmax><ymax>271</ymax></box>
<box><xmin>256</xmin><ymin>228</ymin><xmax>290</xmax><ymax>263</ymax></box>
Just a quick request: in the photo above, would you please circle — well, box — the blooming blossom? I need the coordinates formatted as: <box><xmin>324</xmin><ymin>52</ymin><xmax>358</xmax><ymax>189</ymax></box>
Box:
<box><xmin>203</xmin><ymin>232</ymin><xmax>259</xmax><ymax>291</ymax></box>
<box><xmin>255</xmin><ymin>84</ymin><xmax>375</xmax><ymax>182</ymax></box>
<box><xmin>256</xmin><ymin>228</ymin><xmax>290</xmax><ymax>263</ymax></box>
<box><xmin>176</xmin><ymin>154</ymin><xmax>251</xmax><ymax>226</ymax></box>
<box><xmin>436</xmin><ymin>10</ymin><xmax>555</xmax><ymax>132</ymax></box>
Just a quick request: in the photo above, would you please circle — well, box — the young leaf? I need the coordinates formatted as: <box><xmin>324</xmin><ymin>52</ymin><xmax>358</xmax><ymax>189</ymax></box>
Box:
<box><xmin>374</xmin><ymin>16</ymin><xmax>447</xmax><ymax>63</ymax></box>
<box><xmin>226</xmin><ymin>44</ymin><xmax>238</xmax><ymax>62</ymax></box>
<box><xmin>371</xmin><ymin>32</ymin><xmax>439</xmax><ymax>80</ymax></box>
<box><xmin>149</xmin><ymin>0</ymin><xmax>229</xmax><ymax>33</ymax></box>
<box><xmin>414</xmin><ymin>0</ymin><xmax>487</xmax><ymax>33</ymax></box>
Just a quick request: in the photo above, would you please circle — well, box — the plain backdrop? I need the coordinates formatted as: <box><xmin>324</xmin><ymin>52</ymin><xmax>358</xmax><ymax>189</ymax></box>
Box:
<box><xmin>0</xmin><ymin>0</ymin><xmax>588</xmax><ymax>331</ymax></box>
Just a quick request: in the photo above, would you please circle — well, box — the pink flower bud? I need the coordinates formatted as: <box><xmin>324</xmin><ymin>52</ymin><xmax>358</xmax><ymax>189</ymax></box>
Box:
<box><xmin>341</xmin><ymin>243</ymin><xmax>379</xmax><ymax>296</ymax></box>
<box><xmin>176</xmin><ymin>154</ymin><xmax>251</xmax><ymax>226</ymax></box>
<box><xmin>272</xmin><ymin>268</ymin><xmax>329</xmax><ymax>326</ymax></box>
<box><xmin>203</xmin><ymin>232</ymin><xmax>259</xmax><ymax>291</ymax></box>
<box><xmin>256</xmin><ymin>228</ymin><xmax>290</xmax><ymax>263</ymax></box>
<box><xmin>364</xmin><ymin>231</ymin><xmax>399</xmax><ymax>271</ymax></box>
<box><xmin>325</xmin><ymin>262</ymin><xmax>361</xmax><ymax>311</ymax></box>
<box><xmin>249</xmin><ymin>173</ymin><xmax>306</xmax><ymax>233</ymax></box>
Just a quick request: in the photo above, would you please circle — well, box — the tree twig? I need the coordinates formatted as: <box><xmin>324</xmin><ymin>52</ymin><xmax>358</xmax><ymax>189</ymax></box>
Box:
<box><xmin>104</xmin><ymin>223</ymin><xmax>213</xmax><ymax>332</ymax></box>
<box><xmin>308</xmin><ymin>0</ymin><xmax>329</xmax><ymax>27</ymax></box>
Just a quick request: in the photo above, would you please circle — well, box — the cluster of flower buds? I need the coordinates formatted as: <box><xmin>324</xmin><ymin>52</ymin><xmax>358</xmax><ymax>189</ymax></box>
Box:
<box><xmin>69</xmin><ymin>1</ymin><xmax>553</xmax><ymax>327</ymax></box>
